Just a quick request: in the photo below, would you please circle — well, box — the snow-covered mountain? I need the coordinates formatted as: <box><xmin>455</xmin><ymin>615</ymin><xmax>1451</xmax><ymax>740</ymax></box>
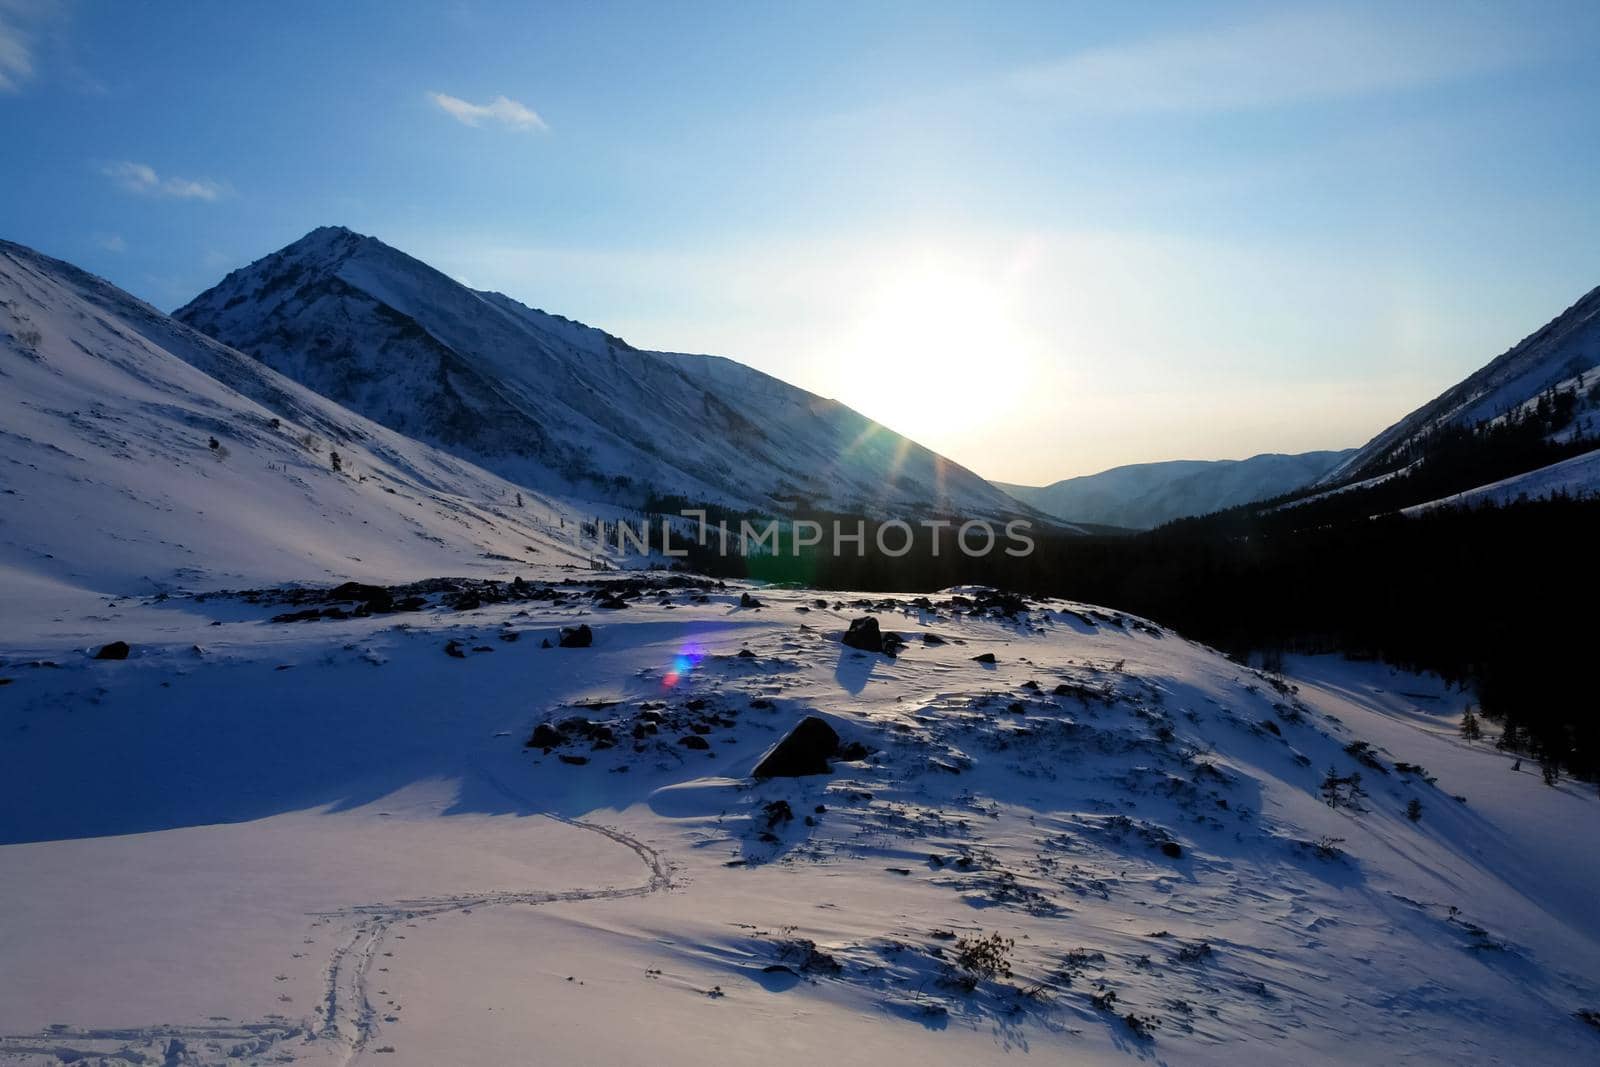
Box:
<box><xmin>0</xmin><ymin>238</ymin><xmax>603</xmax><ymax>597</ymax></box>
<box><xmin>1320</xmin><ymin>284</ymin><xmax>1600</xmax><ymax>487</ymax></box>
<box><xmin>997</xmin><ymin>451</ymin><xmax>1352</xmax><ymax>530</ymax></box>
<box><xmin>175</xmin><ymin>227</ymin><xmax>1031</xmax><ymax>521</ymax></box>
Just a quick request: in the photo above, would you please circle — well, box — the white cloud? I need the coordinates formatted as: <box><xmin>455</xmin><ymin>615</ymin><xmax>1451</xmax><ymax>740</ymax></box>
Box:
<box><xmin>429</xmin><ymin>91</ymin><xmax>547</xmax><ymax>132</ymax></box>
<box><xmin>102</xmin><ymin>161</ymin><xmax>226</xmax><ymax>201</ymax></box>
<box><xmin>1008</xmin><ymin>7</ymin><xmax>1540</xmax><ymax>114</ymax></box>
<box><xmin>0</xmin><ymin>11</ymin><xmax>34</xmax><ymax>91</ymax></box>
<box><xmin>95</xmin><ymin>232</ymin><xmax>126</xmax><ymax>253</ymax></box>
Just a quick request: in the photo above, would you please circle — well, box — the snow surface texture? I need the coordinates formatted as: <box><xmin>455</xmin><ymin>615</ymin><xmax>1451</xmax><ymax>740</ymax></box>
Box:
<box><xmin>1321</xmin><ymin>283</ymin><xmax>1600</xmax><ymax>487</ymax></box>
<box><xmin>996</xmin><ymin>450</ymin><xmax>1352</xmax><ymax>530</ymax></box>
<box><xmin>2</xmin><ymin>580</ymin><xmax>1598</xmax><ymax>1066</ymax></box>
<box><xmin>0</xmin><ymin>240</ymin><xmax>618</xmax><ymax>597</ymax></box>
<box><xmin>175</xmin><ymin>227</ymin><xmax>1036</xmax><ymax>522</ymax></box>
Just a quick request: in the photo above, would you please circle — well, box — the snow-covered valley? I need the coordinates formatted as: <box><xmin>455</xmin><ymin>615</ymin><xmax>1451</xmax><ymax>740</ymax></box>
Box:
<box><xmin>3</xmin><ymin>579</ymin><xmax>1597</xmax><ymax>1065</ymax></box>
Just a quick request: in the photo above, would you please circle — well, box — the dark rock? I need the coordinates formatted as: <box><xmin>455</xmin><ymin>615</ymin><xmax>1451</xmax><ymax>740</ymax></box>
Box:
<box><xmin>271</xmin><ymin>608</ymin><xmax>324</xmax><ymax>623</ymax></box>
<box><xmin>1262</xmin><ymin>720</ymin><xmax>1281</xmax><ymax>736</ymax></box>
<box><xmin>762</xmin><ymin>799</ymin><xmax>794</xmax><ymax>829</ymax></box>
<box><xmin>836</xmin><ymin>740</ymin><xmax>872</xmax><ymax>762</ymax></box>
<box><xmin>328</xmin><ymin>582</ymin><xmax>392</xmax><ymax>612</ymax></box>
<box><xmin>598</xmin><ymin>597</ymin><xmax>629</xmax><ymax>610</ymax></box>
<box><xmin>1160</xmin><ymin>841</ymin><xmax>1184</xmax><ymax>858</ymax></box>
<box><xmin>680</xmin><ymin>735</ymin><xmax>711</xmax><ymax>750</ymax></box>
<box><xmin>558</xmin><ymin>754</ymin><xmax>589</xmax><ymax>766</ymax></box>
<box><xmin>740</xmin><ymin>592</ymin><xmax>764</xmax><ymax>608</ymax></box>
<box><xmin>841</xmin><ymin>617</ymin><xmax>884</xmax><ymax>653</ymax></box>
<box><xmin>972</xmin><ymin>652</ymin><xmax>997</xmax><ymax>664</ymax></box>
<box><xmin>736</xmin><ymin>648</ymin><xmax>757</xmax><ymax>659</ymax></box>
<box><xmin>921</xmin><ymin>632</ymin><xmax>946</xmax><ymax>645</ymax></box>
<box><xmin>753</xmin><ymin>715</ymin><xmax>841</xmax><ymax>778</ymax></box>
<box><xmin>93</xmin><ymin>641</ymin><xmax>131</xmax><ymax>661</ymax></box>
<box><xmin>558</xmin><ymin>624</ymin><xmax>593</xmax><ymax>648</ymax></box>
<box><xmin>541</xmin><ymin>638</ymin><xmax>553</xmax><ymax>648</ymax></box>
<box><xmin>444</xmin><ymin>640</ymin><xmax>466</xmax><ymax>658</ymax></box>
<box><xmin>527</xmin><ymin>723</ymin><xmax>564</xmax><ymax>749</ymax></box>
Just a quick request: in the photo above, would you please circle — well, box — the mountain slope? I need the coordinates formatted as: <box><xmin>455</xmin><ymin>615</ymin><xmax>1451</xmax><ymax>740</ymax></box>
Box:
<box><xmin>0</xmin><ymin>238</ymin><xmax>597</xmax><ymax>596</ymax></box>
<box><xmin>1321</xmin><ymin>284</ymin><xmax>1600</xmax><ymax>487</ymax></box>
<box><xmin>175</xmin><ymin>227</ymin><xmax>1033</xmax><ymax>521</ymax></box>
<box><xmin>2</xmin><ymin>584</ymin><xmax>1597</xmax><ymax>1065</ymax></box>
<box><xmin>998</xmin><ymin>450</ymin><xmax>1352</xmax><ymax>529</ymax></box>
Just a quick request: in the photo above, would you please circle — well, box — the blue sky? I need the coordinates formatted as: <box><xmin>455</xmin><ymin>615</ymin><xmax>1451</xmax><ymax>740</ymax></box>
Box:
<box><xmin>3</xmin><ymin>0</ymin><xmax>1599</xmax><ymax>482</ymax></box>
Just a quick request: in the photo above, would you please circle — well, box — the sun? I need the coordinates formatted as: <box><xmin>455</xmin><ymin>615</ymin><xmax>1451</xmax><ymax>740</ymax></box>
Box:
<box><xmin>828</xmin><ymin>255</ymin><xmax>1035</xmax><ymax>443</ymax></box>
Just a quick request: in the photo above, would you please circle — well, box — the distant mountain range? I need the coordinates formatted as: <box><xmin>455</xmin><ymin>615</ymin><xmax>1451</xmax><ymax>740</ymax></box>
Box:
<box><xmin>995</xmin><ymin>451</ymin><xmax>1352</xmax><ymax>530</ymax></box>
<box><xmin>1008</xmin><ymin>282</ymin><xmax>1600</xmax><ymax>529</ymax></box>
<box><xmin>174</xmin><ymin>226</ymin><xmax>1033</xmax><ymax>522</ymax></box>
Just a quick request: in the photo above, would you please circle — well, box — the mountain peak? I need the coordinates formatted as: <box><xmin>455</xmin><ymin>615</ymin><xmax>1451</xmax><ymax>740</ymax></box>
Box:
<box><xmin>173</xmin><ymin>230</ymin><xmax>1034</xmax><ymax>520</ymax></box>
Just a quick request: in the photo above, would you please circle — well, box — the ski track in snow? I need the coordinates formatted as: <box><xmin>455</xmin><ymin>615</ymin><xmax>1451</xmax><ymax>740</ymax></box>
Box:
<box><xmin>0</xmin><ymin>775</ymin><xmax>674</xmax><ymax>1067</ymax></box>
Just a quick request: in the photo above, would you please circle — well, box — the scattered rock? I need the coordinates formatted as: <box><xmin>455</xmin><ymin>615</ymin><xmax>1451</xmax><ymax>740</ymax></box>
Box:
<box><xmin>527</xmin><ymin>723</ymin><xmax>564</xmax><ymax>749</ymax></box>
<box><xmin>740</xmin><ymin>592</ymin><xmax>764</xmax><ymax>608</ymax></box>
<box><xmin>972</xmin><ymin>652</ymin><xmax>997</xmax><ymax>664</ymax></box>
<box><xmin>762</xmin><ymin>799</ymin><xmax>794</xmax><ymax>829</ymax></box>
<box><xmin>558</xmin><ymin>624</ymin><xmax>593</xmax><ymax>648</ymax></box>
<box><xmin>1160</xmin><ymin>841</ymin><xmax>1184</xmax><ymax>858</ymax></box>
<box><xmin>93</xmin><ymin>641</ymin><xmax>130</xmax><ymax>661</ymax></box>
<box><xmin>444</xmin><ymin>640</ymin><xmax>466</xmax><ymax>658</ymax></box>
<box><xmin>841</xmin><ymin>617</ymin><xmax>885</xmax><ymax>653</ymax></box>
<box><xmin>753</xmin><ymin>715</ymin><xmax>841</xmax><ymax>778</ymax></box>
<box><xmin>680</xmin><ymin>735</ymin><xmax>711</xmax><ymax>750</ymax></box>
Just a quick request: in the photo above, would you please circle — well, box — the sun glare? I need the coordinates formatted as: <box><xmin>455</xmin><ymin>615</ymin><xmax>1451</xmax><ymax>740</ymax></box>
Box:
<box><xmin>829</xmin><ymin>257</ymin><xmax>1036</xmax><ymax>441</ymax></box>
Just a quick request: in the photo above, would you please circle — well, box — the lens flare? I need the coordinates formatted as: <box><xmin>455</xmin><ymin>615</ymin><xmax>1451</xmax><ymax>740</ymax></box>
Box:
<box><xmin>663</xmin><ymin>642</ymin><xmax>707</xmax><ymax>688</ymax></box>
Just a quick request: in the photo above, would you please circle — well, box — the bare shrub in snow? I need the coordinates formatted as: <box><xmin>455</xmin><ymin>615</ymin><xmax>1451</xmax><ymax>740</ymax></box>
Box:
<box><xmin>950</xmin><ymin>931</ymin><xmax>1014</xmax><ymax>987</ymax></box>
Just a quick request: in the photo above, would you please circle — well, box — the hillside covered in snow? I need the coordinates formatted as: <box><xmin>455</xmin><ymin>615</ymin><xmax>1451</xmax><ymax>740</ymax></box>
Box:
<box><xmin>1315</xmin><ymin>283</ymin><xmax>1600</xmax><ymax>504</ymax></box>
<box><xmin>2</xmin><ymin>580</ymin><xmax>1597</xmax><ymax>1065</ymax></box>
<box><xmin>997</xmin><ymin>450</ymin><xmax>1351</xmax><ymax>530</ymax></box>
<box><xmin>0</xmin><ymin>239</ymin><xmax>603</xmax><ymax>599</ymax></box>
<box><xmin>175</xmin><ymin>227</ymin><xmax>1031</xmax><ymax>522</ymax></box>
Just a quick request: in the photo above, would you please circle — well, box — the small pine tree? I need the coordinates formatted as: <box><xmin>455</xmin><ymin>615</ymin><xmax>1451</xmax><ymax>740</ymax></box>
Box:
<box><xmin>330</xmin><ymin>451</ymin><xmax>342</xmax><ymax>473</ymax></box>
<box><xmin>515</xmin><ymin>492</ymin><xmax>523</xmax><ymax>507</ymax></box>
<box><xmin>1406</xmin><ymin>798</ymin><xmax>1423</xmax><ymax>822</ymax></box>
<box><xmin>208</xmin><ymin>436</ymin><xmax>220</xmax><ymax>450</ymax></box>
<box><xmin>1460</xmin><ymin>708</ymin><xmax>1482</xmax><ymax>741</ymax></box>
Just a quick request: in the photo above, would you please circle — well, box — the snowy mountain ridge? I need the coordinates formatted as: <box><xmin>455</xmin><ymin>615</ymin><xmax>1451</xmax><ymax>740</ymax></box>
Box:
<box><xmin>997</xmin><ymin>450</ymin><xmax>1352</xmax><ymax>530</ymax></box>
<box><xmin>1321</xmin><ymin>283</ymin><xmax>1600</xmax><ymax>487</ymax></box>
<box><xmin>175</xmin><ymin>227</ymin><xmax>1036</xmax><ymax>523</ymax></box>
<box><xmin>0</xmin><ymin>237</ymin><xmax>609</xmax><ymax>597</ymax></box>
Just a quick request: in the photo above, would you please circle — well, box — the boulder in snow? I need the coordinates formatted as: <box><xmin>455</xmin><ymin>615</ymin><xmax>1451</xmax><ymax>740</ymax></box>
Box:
<box><xmin>753</xmin><ymin>715</ymin><xmax>841</xmax><ymax>778</ymax></box>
